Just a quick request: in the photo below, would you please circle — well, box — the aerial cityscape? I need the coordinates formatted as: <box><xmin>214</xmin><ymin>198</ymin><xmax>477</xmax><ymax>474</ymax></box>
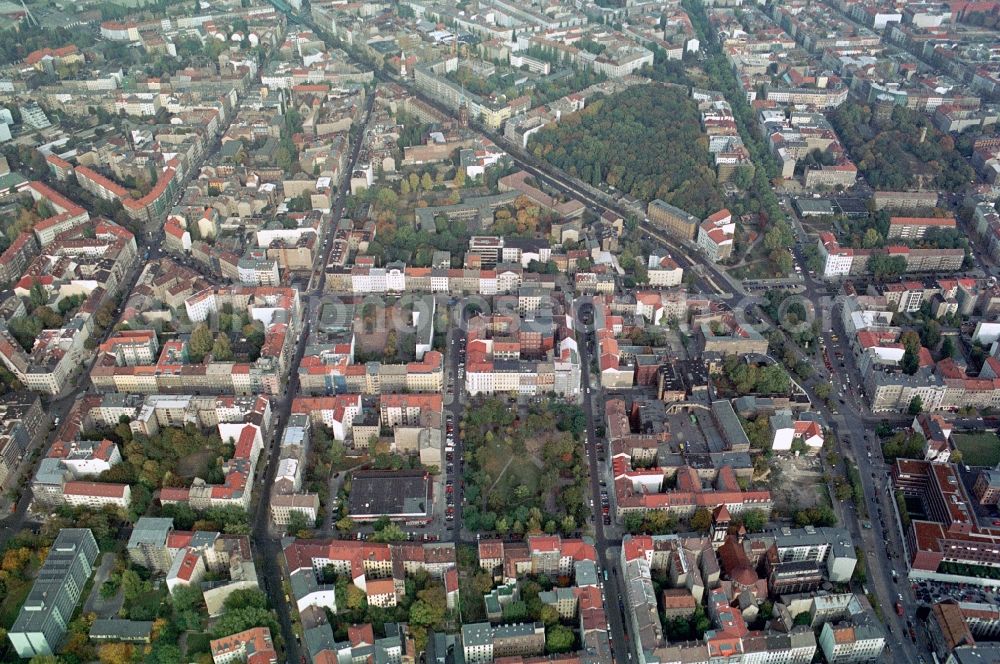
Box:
<box><xmin>0</xmin><ymin>0</ymin><xmax>1000</xmax><ymax>663</ymax></box>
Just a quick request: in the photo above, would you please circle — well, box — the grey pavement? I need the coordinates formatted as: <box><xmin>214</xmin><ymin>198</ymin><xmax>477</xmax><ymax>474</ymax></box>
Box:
<box><xmin>83</xmin><ymin>553</ymin><xmax>124</xmax><ymax>619</ymax></box>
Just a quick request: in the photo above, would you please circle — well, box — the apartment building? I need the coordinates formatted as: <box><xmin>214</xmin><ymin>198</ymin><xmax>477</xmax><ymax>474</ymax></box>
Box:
<box><xmin>290</xmin><ymin>395</ymin><xmax>363</xmax><ymax>441</ymax></box>
<box><xmin>462</xmin><ymin>622</ymin><xmax>545</xmax><ymax>663</ymax></box>
<box><xmin>973</xmin><ymin>469</ymin><xmax>1000</xmax><ymax>506</ymax></box>
<box><xmin>697</xmin><ymin>314</ymin><xmax>769</xmax><ymax>355</ymax></box>
<box><xmin>22</xmin><ymin>181</ymin><xmax>90</xmax><ymax>247</ymax></box>
<box><xmin>210</xmin><ymin>627</ymin><xmax>277</xmax><ymax>664</ymax></box>
<box><xmin>122</xmin><ymin>164</ymin><xmax>179</xmax><ymax>225</ymax></box>
<box><xmin>283</xmin><ymin>538</ymin><xmax>456</xmax><ymax>625</ymax></box>
<box><xmin>0</xmin><ymin>327</ymin><xmax>82</xmax><ymax>396</ymax></box>
<box><xmin>614</xmin><ymin>463</ymin><xmax>772</xmax><ymax>521</ymax></box>
<box><xmin>100</xmin><ymin>21</ymin><xmax>141</xmax><ymax>41</ymax></box>
<box><xmin>818</xmin><ymin>232</ymin><xmax>965</xmax><ymax>278</ymax></box>
<box><xmin>0</xmin><ymin>231</ymin><xmax>39</xmax><ymax>287</ymax></box>
<box><xmin>126</xmin><ymin>517</ymin><xmax>176</xmax><ymax>574</ymax></box>
<box><xmin>477</xmin><ymin>536</ymin><xmax>598</xmax><ymax>583</ymax></box>
<box><xmin>413</xmin><ymin>62</ymin><xmax>524</xmax><ymax>130</ymax></box>
<box><xmin>647</xmin><ymin>199</ymin><xmax>700</xmax><ymax>241</ymax></box>
<box><xmin>62</xmin><ymin>481</ymin><xmax>131</xmax><ymax>510</ymax></box>
<box><xmin>0</xmin><ymin>221</ymin><xmax>137</xmax><ymax>395</ymax></box>
<box><xmin>873</xmin><ymin>190</ymin><xmax>938</xmax><ymax>210</ymax></box>
<box><xmin>92</xmin><ymin>287</ymin><xmax>300</xmax><ymax>396</ymax></box>
<box><xmin>126</xmin><ymin>516</ymin><xmax>258</xmax><ymax>616</ymax></box>
<box><xmin>927</xmin><ymin>602</ymin><xmax>976</xmax><ymax>660</ymax></box>
<box><xmin>573</xmin><ymin>272</ymin><xmax>614</xmax><ymax>295</ymax></box>
<box><xmin>75</xmin><ymin>165</ymin><xmax>128</xmax><ymax>203</ymax></box>
<box><xmin>888</xmin><ymin>215</ymin><xmax>957</xmax><ymax>239</ymax></box>
<box><xmin>378</xmin><ymin>393</ymin><xmax>442</xmax><ymax>429</ymax></box>
<box><xmin>159</xmin><ymin>422</ymin><xmax>264</xmax><ymax>511</ymax></box>
<box><xmin>891</xmin><ymin>245</ymin><xmax>966</xmax><ymax>272</ymax></box>
<box><xmin>305</xmin><ymin>622</ymin><xmax>406</xmax><ymax>664</ymax></box>
<box><xmin>0</xmin><ymin>394</ymin><xmax>44</xmax><ymax>491</ymax></box>
<box><xmin>269</xmin><ymin>414</ymin><xmax>320</xmax><ymax>527</ymax></box>
<box><xmin>97</xmin><ymin>330</ymin><xmax>159</xmax><ymax>366</ymax></box>
<box><xmin>765</xmin><ymin>84</ymin><xmax>849</xmax><ymax>108</ymax></box>
<box><xmin>697</xmin><ymin>209</ymin><xmax>736</xmax><ymax>263</ymax></box>
<box><xmin>647</xmin><ymin>255</ymin><xmax>684</xmax><ymax>287</ymax></box>
<box><xmin>237</xmin><ymin>250</ymin><xmax>280</xmax><ymax>286</ymax></box>
<box><xmin>621</xmin><ymin>533</ymin><xmax>818</xmax><ymax>664</ymax></box>
<box><xmin>325</xmin><ymin>261</ymin><xmax>561</xmax><ymax>298</ymax></box>
<box><xmin>770</xmin><ymin>526</ymin><xmax>858</xmax><ymax>583</ymax></box>
<box><xmin>818</xmin><ymin>621</ymin><xmax>886</xmax><ymax>663</ymax></box>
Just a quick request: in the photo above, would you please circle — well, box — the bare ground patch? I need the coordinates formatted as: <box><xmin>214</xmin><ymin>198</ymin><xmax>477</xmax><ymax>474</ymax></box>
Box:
<box><xmin>767</xmin><ymin>455</ymin><xmax>826</xmax><ymax>516</ymax></box>
<box><xmin>176</xmin><ymin>449</ymin><xmax>216</xmax><ymax>478</ymax></box>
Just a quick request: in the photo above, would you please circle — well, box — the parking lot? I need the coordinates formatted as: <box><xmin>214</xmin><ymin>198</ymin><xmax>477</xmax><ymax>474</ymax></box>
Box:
<box><xmin>911</xmin><ymin>578</ymin><xmax>1000</xmax><ymax>606</ymax></box>
<box><xmin>663</xmin><ymin>411</ymin><xmax>717</xmax><ymax>455</ymax></box>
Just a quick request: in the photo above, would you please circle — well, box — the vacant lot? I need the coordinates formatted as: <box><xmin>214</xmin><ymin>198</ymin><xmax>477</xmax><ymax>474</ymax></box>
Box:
<box><xmin>768</xmin><ymin>455</ymin><xmax>826</xmax><ymax>516</ymax></box>
<box><xmin>954</xmin><ymin>432</ymin><xmax>1000</xmax><ymax>467</ymax></box>
<box><xmin>176</xmin><ymin>449</ymin><xmax>215</xmax><ymax>478</ymax></box>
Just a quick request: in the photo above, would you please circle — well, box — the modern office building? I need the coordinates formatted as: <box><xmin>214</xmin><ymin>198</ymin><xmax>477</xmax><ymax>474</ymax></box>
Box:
<box><xmin>8</xmin><ymin>529</ymin><xmax>99</xmax><ymax>657</ymax></box>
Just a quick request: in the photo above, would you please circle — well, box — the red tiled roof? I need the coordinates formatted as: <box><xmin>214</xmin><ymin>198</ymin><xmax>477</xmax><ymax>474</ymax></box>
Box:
<box><xmin>176</xmin><ymin>549</ymin><xmax>201</xmax><ymax>581</ymax></box>
<box><xmin>76</xmin><ymin>165</ymin><xmax>129</xmax><ymax>198</ymax></box>
<box><xmin>123</xmin><ymin>167</ymin><xmax>176</xmax><ymax>211</ymax></box>
<box><xmin>160</xmin><ymin>487</ymin><xmax>192</xmax><ymax>502</ymax></box>
<box><xmin>63</xmin><ymin>481</ymin><xmax>127</xmax><ymax>498</ymax></box>
<box><xmin>445</xmin><ymin>567</ymin><xmax>459</xmax><ymax>593</ymax></box>
<box><xmin>365</xmin><ymin>577</ymin><xmax>395</xmax><ymax>596</ymax></box>
<box><xmin>704</xmin><ymin>208</ymin><xmax>732</xmax><ymax>224</ymax></box>
<box><xmin>45</xmin><ymin>154</ymin><xmax>71</xmax><ymax>169</ymax></box>
<box><xmin>348</xmin><ymin>624</ymin><xmax>374</xmax><ymax>647</ymax></box>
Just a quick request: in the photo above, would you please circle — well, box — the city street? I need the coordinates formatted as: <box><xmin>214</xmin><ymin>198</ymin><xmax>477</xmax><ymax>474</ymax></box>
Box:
<box><xmin>247</xmin><ymin>70</ymin><xmax>377</xmax><ymax>664</ymax></box>
<box><xmin>573</xmin><ymin>297</ymin><xmax>631</xmax><ymax>663</ymax></box>
<box><xmin>444</xmin><ymin>304</ymin><xmax>468</xmax><ymax>545</ymax></box>
<box><xmin>770</xmin><ymin>297</ymin><xmax>926</xmax><ymax>663</ymax></box>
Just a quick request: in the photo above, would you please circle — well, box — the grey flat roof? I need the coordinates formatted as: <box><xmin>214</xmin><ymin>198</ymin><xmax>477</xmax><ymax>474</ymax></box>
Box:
<box><xmin>794</xmin><ymin>198</ymin><xmax>835</xmax><ymax>214</ymax></box>
<box><xmin>89</xmin><ymin>619</ymin><xmax>154</xmax><ymax>641</ymax></box>
<box><xmin>348</xmin><ymin>471</ymin><xmax>430</xmax><ymax>518</ymax></box>
<box><xmin>711</xmin><ymin>400</ymin><xmax>750</xmax><ymax>450</ymax></box>
<box><xmin>127</xmin><ymin>517</ymin><xmax>173</xmax><ymax>549</ymax></box>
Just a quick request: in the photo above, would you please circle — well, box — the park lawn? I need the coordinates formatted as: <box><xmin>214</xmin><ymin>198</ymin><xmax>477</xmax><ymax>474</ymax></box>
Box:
<box><xmin>0</xmin><ymin>579</ymin><xmax>31</xmax><ymax>628</ymax></box>
<box><xmin>186</xmin><ymin>632</ymin><xmax>212</xmax><ymax>657</ymax></box>
<box><xmin>478</xmin><ymin>438</ymin><xmax>541</xmax><ymax>499</ymax></box>
<box><xmin>953</xmin><ymin>432</ymin><xmax>1000</xmax><ymax>467</ymax></box>
<box><xmin>505</xmin><ymin>457</ymin><xmax>541</xmax><ymax>494</ymax></box>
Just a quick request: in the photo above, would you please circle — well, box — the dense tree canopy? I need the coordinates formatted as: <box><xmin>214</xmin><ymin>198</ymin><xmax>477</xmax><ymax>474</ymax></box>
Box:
<box><xmin>546</xmin><ymin>625</ymin><xmax>575</xmax><ymax>653</ymax></box>
<box><xmin>831</xmin><ymin>101</ymin><xmax>975</xmax><ymax>192</ymax></box>
<box><xmin>528</xmin><ymin>85</ymin><xmax>724</xmax><ymax>218</ymax></box>
<box><xmin>461</xmin><ymin>398</ymin><xmax>589</xmax><ymax>535</ymax></box>
<box><xmin>715</xmin><ymin>356</ymin><xmax>792</xmax><ymax>396</ymax></box>
<box><xmin>96</xmin><ymin>423</ymin><xmax>229</xmax><ymax>494</ymax></box>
